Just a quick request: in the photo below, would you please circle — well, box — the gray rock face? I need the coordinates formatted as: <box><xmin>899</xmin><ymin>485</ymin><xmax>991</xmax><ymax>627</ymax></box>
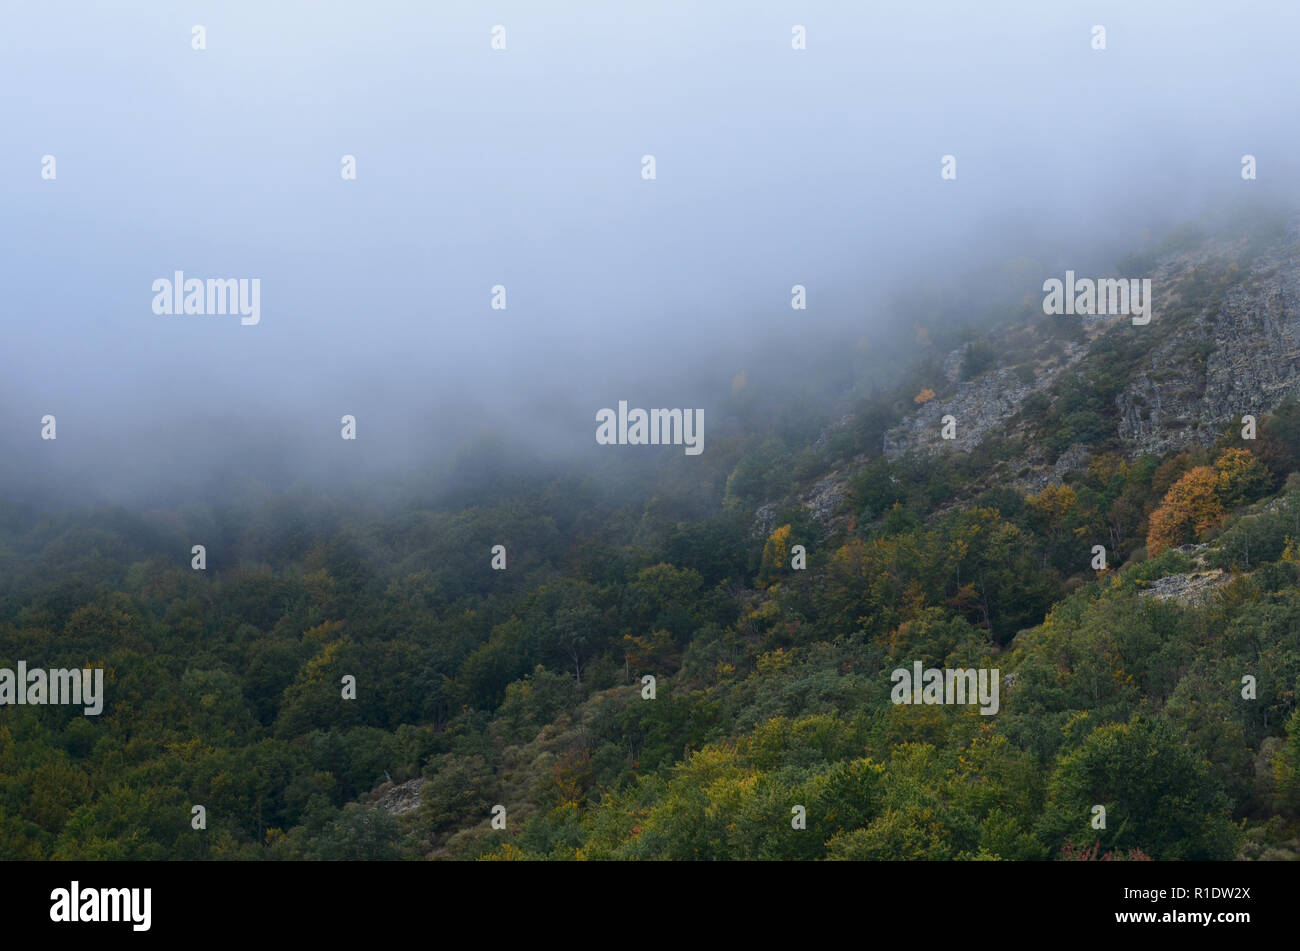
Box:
<box><xmin>881</xmin><ymin>224</ymin><xmax>1300</xmax><ymax>468</ymax></box>
<box><xmin>1009</xmin><ymin>443</ymin><xmax>1093</xmax><ymax>495</ymax></box>
<box><xmin>803</xmin><ymin>476</ymin><xmax>845</xmax><ymax>522</ymax></box>
<box><xmin>941</xmin><ymin>347</ymin><xmax>966</xmax><ymax>383</ymax></box>
<box><xmin>752</xmin><ymin>475</ymin><xmax>848</xmax><ymax>538</ymax></box>
<box><xmin>771</xmin><ymin>223</ymin><xmax>1300</xmax><ymax>529</ymax></box>
<box><xmin>882</xmin><ymin>344</ymin><xmax>1087</xmax><ymax>461</ymax></box>
<box><xmin>369</xmin><ymin>777</ymin><xmax>426</xmax><ymax>816</ymax></box>
<box><xmin>1116</xmin><ymin>246</ymin><xmax>1300</xmax><ymax>456</ymax></box>
<box><xmin>1137</xmin><ymin>568</ymin><xmax>1229</xmax><ymax>605</ymax></box>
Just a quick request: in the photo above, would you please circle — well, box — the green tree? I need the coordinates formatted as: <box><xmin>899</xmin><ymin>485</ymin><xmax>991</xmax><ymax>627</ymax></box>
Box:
<box><xmin>1038</xmin><ymin>715</ymin><xmax>1239</xmax><ymax>860</ymax></box>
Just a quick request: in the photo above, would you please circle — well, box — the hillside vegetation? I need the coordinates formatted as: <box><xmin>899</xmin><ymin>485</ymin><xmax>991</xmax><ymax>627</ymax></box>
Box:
<box><xmin>4</xmin><ymin>217</ymin><xmax>1300</xmax><ymax>860</ymax></box>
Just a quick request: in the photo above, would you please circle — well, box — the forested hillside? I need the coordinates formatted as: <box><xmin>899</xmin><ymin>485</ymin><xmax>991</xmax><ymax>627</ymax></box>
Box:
<box><xmin>4</xmin><ymin>216</ymin><xmax>1300</xmax><ymax>861</ymax></box>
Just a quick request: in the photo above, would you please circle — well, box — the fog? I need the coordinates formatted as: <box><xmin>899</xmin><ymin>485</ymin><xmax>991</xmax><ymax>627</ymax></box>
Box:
<box><xmin>2</xmin><ymin>0</ymin><xmax>1299</xmax><ymax>509</ymax></box>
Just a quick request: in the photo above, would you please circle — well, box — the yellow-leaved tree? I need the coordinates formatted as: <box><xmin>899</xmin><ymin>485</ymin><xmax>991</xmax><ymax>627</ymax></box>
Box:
<box><xmin>1213</xmin><ymin>447</ymin><xmax>1271</xmax><ymax>508</ymax></box>
<box><xmin>757</xmin><ymin>524</ymin><xmax>793</xmax><ymax>588</ymax></box>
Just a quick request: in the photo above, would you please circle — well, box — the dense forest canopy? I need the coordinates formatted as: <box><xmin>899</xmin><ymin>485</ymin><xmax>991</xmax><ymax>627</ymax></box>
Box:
<box><xmin>4</xmin><ymin>215</ymin><xmax>1300</xmax><ymax>861</ymax></box>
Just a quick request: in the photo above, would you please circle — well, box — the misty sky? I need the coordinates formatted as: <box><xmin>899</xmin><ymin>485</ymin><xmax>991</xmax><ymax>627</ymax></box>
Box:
<box><xmin>2</xmin><ymin>1</ymin><xmax>1299</xmax><ymax>506</ymax></box>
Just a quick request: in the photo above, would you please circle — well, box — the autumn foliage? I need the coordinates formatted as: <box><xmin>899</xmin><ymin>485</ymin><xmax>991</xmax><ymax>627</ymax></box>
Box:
<box><xmin>1213</xmin><ymin>447</ymin><xmax>1271</xmax><ymax>508</ymax></box>
<box><xmin>1146</xmin><ymin>449</ymin><xmax>1271</xmax><ymax>555</ymax></box>
<box><xmin>1146</xmin><ymin>466</ymin><xmax>1223</xmax><ymax>555</ymax></box>
<box><xmin>757</xmin><ymin>524</ymin><xmax>793</xmax><ymax>588</ymax></box>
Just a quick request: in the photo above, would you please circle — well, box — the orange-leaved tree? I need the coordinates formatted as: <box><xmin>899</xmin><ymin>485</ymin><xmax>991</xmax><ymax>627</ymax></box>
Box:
<box><xmin>1146</xmin><ymin>466</ymin><xmax>1223</xmax><ymax>555</ymax></box>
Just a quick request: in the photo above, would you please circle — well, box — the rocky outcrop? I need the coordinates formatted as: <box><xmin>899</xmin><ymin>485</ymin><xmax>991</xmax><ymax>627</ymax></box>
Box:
<box><xmin>752</xmin><ymin>475</ymin><xmax>849</xmax><ymax>537</ymax></box>
<box><xmin>769</xmin><ymin>222</ymin><xmax>1300</xmax><ymax>531</ymax></box>
<box><xmin>881</xmin><ymin>223</ymin><xmax>1300</xmax><ymax>469</ymax></box>
<box><xmin>1137</xmin><ymin>568</ymin><xmax>1229</xmax><ymax>605</ymax></box>
<box><xmin>368</xmin><ymin>777</ymin><xmax>426</xmax><ymax>816</ymax></box>
<box><xmin>882</xmin><ymin>343</ymin><xmax>1087</xmax><ymax>461</ymax></box>
<box><xmin>1010</xmin><ymin>443</ymin><xmax>1093</xmax><ymax>494</ymax></box>
<box><xmin>803</xmin><ymin>476</ymin><xmax>845</xmax><ymax>522</ymax></box>
<box><xmin>1116</xmin><ymin>239</ymin><xmax>1300</xmax><ymax>456</ymax></box>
